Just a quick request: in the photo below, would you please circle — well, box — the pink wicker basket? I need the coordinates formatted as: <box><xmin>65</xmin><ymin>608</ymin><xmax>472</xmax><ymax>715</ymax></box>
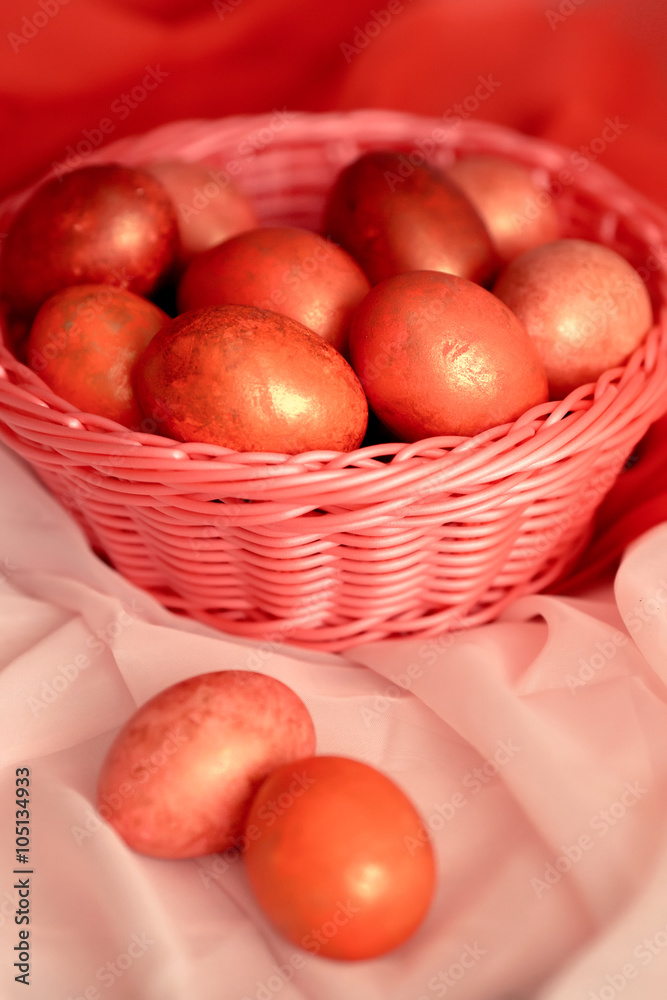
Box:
<box><xmin>1</xmin><ymin>110</ymin><xmax>666</xmax><ymax>651</ymax></box>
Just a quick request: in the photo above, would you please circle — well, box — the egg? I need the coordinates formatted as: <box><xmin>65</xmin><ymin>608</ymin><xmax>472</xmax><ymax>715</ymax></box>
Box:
<box><xmin>323</xmin><ymin>150</ymin><xmax>498</xmax><ymax>286</ymax></box>
<box><xmin>96</xmin><ymin>670</ymin><xmax>316</xmax><ymax>859</ymax></box>
<box><xmin>177</xmin><ymin>226</ymin><xmax>370</xmax><ymax>356</ymax></box>
<box><xmin>349</xmin><ymin>270</ymin><xmax>548</xmax><ymax>441</ymax></box>
<box><xmin>243</xmin><ymin>755</ymin><xmax>436</xmax><ymax>960</ymax></box>
<box><xmin>446</xmin><ymin>154</ymin><xmax>560</xmax><ymax>262</ymax></box>
<box><xmin>1</xmin><ymin>164</ymin><xmax>179</xmax><ymax>319</ymax></box>
<box><xmin>145</xmin><ymin>159</ymin><xmax>258</xmax><ymax>265</ymax></box>
<box><xmin>492</xmin><ymin>239</ymin><xmax>654</xmax><ymax>397</ymax></box>
<box><xmin>134</xmin><ymin>304</ymin><xmax>369</xmax><ymax>452</ymax></box>
<box><xmin>26</xmin><ymin>284</ymin><xmax>168</xmax><ymax>429</ymax></box>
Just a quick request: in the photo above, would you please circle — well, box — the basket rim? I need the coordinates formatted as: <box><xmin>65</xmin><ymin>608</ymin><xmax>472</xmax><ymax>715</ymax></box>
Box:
<box><xmin>2</xmin><ymin>325</ymin><xmax>666</xmax><ymax>482</ymax></box>
<box><xmin>5</xmin><ymin>108</ymin><xmax>667</xmax><ymax>231</ymax></box>
<box><xmin>1</xmin><ymin>109</ymin><xmax>667</xmax><ymax>494</ymax></box>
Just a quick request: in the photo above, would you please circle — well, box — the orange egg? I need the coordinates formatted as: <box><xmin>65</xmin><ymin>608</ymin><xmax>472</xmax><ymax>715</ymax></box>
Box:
<box><xmin>26</xmin><ymin>284</ymin><xmax>169</xmax><ymax>429</ymax></box>
<box><xmin>244</xmin><ymin>756</ymin><xmax>436</xmax><ymax>960</ymax></box>
<box><xmin>135</xmin><ymin>305</ymin><xmax>369</xmax><ymax>453</ymax></box>
<box><xmin>492</xmin><ymin>239</ymin><xmax>654</xmax><ymax>398</ymax></box>
<box><xmin>446</xmin><ymin>154</ymin><xmax>560</xmax><ymax>262</ymax></box>
<box><xmin>177</xmin><ymin>226</ymin><xmax>370</xmax><ymax>356</ymax></box>
<box><xmin>324</xmin><ymin>151</ymin><xmax>498</xmax><ymax>286</ymax></box>
<box><xmin>349</xmin><ymin>270</ymin><xmax>548</xmax><ymax>441</ymax></box>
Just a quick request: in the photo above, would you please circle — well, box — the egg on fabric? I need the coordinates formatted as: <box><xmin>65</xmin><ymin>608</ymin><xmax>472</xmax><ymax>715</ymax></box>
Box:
<box><xmin>96</xmin><ymin>671</ymin><xmax>317</xmax><ymax>859</ymax></box>
<box><xmin>243</xmin><ymin>755</ymin><xmax>437</xmax><ymax>961</ymax></box>
<box><xmin>492</xmin><ymin>238</ymin><xmax>654</xmax><ymax>398</ymax></box>
<box><xmin>348</xmin><ymin>269</ymin><xmax>548</xmax><ymax>441</ymax></box>
<box><xmin>134</xmin><ymin>304</ymin><xmax>369</xmax><ymax>452</ymax></box>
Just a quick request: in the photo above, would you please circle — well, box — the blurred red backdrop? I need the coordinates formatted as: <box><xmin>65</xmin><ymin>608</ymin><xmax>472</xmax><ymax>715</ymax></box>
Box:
<box><xmin>1</xmin><ymin>0</ymin><xmax>665</xmax><ymax>207</ymax></box>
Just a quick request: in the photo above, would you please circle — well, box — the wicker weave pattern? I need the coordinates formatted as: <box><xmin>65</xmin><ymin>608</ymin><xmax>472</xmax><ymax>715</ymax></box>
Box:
<box><xmin>1</xmin><ymin>111</ymin><xmax>666</xmax><ymax>650</ymax></box>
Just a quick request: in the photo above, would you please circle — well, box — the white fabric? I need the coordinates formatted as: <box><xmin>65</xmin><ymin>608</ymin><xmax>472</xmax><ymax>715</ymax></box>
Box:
<box><xmin>1</xmin><ymin>441</ymin><xmax>666</xmax><ymax>999</ymax></box>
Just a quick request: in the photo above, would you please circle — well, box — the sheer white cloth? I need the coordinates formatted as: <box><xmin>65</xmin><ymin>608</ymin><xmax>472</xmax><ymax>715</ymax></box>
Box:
<box><xmin>1</xmin><ymin>441</ymin><xmax>666</xmax><ymax>1000</ymax></box>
